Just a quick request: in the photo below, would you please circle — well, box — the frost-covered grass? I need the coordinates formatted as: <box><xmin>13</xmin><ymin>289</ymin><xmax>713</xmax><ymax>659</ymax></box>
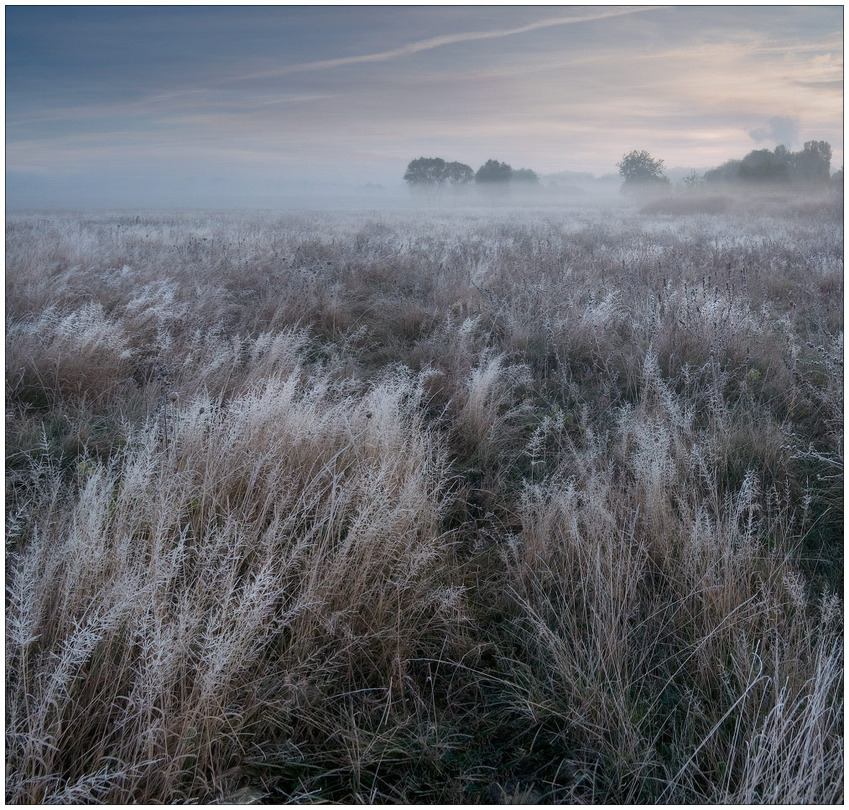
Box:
<box><xmin>5</xmin><ymin>192</ymin><xmax>843</xmax><ymax>803</ymax></box>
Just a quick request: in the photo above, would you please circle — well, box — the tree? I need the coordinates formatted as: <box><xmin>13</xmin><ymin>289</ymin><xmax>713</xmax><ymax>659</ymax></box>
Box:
<box><xmin>681</xmin><ymin>169</ymin><xmax>701</xmax><ymax>189</ymax></box>
<box><xmin>404</xmin><ymin>157</ymin><xmax>448</xmax><ymax>186</ymax></box>
<box><xmin>512</xmin><ymin>168</ymin><xmax>540</xmax><ymax>185</ymax></box>
<box><xmin>444</xmin><ymin>161</ymin><xmax>474</xmax><ymax>185</ymax></box>
<box><xmin>739</xmin><ymin>148</ymin><xmax>790</xmax><ymax>183</ymax></box>
<box><xmin>793</xmin><ymin>140</ymin><xmax>832</xmax><ymax>183</ymax></box>
<box><xmin>617</xmin><ymin>150</ymin><xmax>669</xmax><ymax>190</ymax></box>
<box><xmin>475</xmin><ymin>159</ymin><xmax>513</xmax><ymax>183</ymax></box>
<box><xmin>704</xmin><ymin>159</ymin><xmax>742</xmax><ymax>184</ymax></box>
<box><xmin>403</xmin><ymin>157</ymin><xmax>475</xmax><ymax>190</ymax></box>
<box><xmin>702</xmin><ymin>141</ymin><xmax>833</xmax><ymax>186</ymax></box>
<box><xmin>773</xmin><ymin>144</ymin><xmax>792</xmax><ymax>165</ymax></box>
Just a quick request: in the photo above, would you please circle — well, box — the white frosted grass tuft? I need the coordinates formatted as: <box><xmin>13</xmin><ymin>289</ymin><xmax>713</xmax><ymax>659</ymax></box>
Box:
<box><xmin>7</xmin><ymin>303</ymin><xmax>132</xmax><ymax>403</ymax></box>
<box><xmin>6</xmin><ymin>361</ymin><xmax>462</xmax><ymax>803</ymax></box>
<box><xmin>454</xmin><ymin>352</ymin><xmax>531</xmax><ymax>463</ymax></box>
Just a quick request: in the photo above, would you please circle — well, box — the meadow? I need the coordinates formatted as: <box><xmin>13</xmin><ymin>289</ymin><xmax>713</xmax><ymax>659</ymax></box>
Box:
<box><xmin>5</xmin><ymin>191</ymin><xmax>843</xmax><ymax>803</ymax></box>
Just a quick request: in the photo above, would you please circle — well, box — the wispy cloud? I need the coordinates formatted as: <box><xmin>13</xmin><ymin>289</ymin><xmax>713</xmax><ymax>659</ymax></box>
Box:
<box><xmin>791</xmin><ymin>79</ymin><xmax>844</xmax><ymax>91</ymax></box>
<box><xmin>237</xmin><ymin>6</ymin><xmax>659</xmax><ymax>79</ymax></box>
<box><xmin>6</xmin><ymin>90</ymin><xmax>334</xmax><ymax>131</ymax></box>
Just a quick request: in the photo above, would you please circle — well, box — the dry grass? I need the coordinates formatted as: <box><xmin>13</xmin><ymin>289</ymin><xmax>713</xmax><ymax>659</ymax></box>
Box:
<box><xmin>6</xmin><ymin>190</ymin><xmax>842</xmax><ymax>802</ymax></box>
<box><xmin>7</xmin><ymin>367</ymin><xmax>466</xmax><ymax>803</ymax></box>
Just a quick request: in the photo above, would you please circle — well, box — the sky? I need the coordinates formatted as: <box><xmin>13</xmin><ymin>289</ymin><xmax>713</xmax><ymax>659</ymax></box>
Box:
<box><xmin>5</xmin><ymin>4</ymin><xmax>844</xmax><ymax>208</ymax></box>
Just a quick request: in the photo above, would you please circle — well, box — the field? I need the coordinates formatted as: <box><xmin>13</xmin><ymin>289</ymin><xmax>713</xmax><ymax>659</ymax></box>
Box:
<box><xmin>5</xmin><ymin>192</ymin><xmax>843</xmax><ymax>803</ymax></box>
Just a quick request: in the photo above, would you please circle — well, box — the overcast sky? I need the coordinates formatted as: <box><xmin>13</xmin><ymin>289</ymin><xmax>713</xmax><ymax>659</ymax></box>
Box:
<box><xmin>6</xmin><ymin>4</ymin><xmax>844</xmax><ymax>208</ymax></box>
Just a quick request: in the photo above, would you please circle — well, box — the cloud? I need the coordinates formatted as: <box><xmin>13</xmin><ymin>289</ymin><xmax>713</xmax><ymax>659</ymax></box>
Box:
<box><xmin>791</xmin><ymin>79</ymin><xmax>844</xmax><ymax>92</ymax></box>
<box><xmin>749</xmin><ymin>116</ymin><xmax>800</xmax><ymax>147</ymax></box>
<box><xmin>236</xmin><ymin>6</ymin><xmax>659</xmax><ymax>79</ymax></box>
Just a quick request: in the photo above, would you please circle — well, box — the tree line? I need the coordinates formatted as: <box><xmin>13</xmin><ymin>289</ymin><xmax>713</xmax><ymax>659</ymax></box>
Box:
<box><xmin>617</xmin><ymin>141</ymin><xmax>838</xmax><ymax>191</ymax></box>
<box><xmin>702</xmin><ymin>141</ymin><xmax>834</xmax><ymax>185</ymax></box>
<box><xmin>405</xmin><ymin>142</ymin><xmax>838</xmax><ymax>194</ymax></box>
<box><xmin>404</xmin><ymin>157</ymin><xmax>539</xmax><ymax>188</ymax></box>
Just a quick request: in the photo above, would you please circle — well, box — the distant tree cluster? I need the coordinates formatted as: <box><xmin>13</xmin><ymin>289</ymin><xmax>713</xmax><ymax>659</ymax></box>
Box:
<box><xmin>403</xmin><ymin>158</ymin><xmax>474</xmax><ymax>187</ymax></box>
<box><xmin>404</xmin><ymin>157</ymin><xmax>539</xmax><ymax>189</ymax></box>
<box><xmin>406</xmin><ymin>141</ymin><xmax>838</xmax><ymax>198</ymax></box>
<box><xmin>704</xmin><ymin>141</ymin><xmax>833</xmax><ymax>185</ymax></box>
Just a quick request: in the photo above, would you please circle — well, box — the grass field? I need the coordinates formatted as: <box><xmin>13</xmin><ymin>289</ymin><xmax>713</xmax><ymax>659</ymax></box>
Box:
<box><xmin>5</xmin><ymin>191</ymin><xmax>843</xmax><ymax>803</ymax></box>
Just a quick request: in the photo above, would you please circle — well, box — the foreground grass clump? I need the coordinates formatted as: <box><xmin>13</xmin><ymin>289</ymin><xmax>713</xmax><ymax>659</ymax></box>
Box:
<box><xmin>7</xmin><ymin>365</ymin><xmax>468</xmax><ymax>803</ymax></box>
<box><xmin>6</xmin><ymin>194</ymin><xmax>843</xmax><ymax>802</ymax></box>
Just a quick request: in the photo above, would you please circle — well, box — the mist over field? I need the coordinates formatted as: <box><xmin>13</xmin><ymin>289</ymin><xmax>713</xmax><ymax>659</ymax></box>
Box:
<box><xmin>5</xmin><ymin>4</ymin><xmax>844</xmax><ymax>805</ymax></box>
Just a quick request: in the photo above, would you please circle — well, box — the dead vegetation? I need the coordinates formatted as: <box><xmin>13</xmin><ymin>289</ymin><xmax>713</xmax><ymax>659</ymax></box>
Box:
<box><xmin>5</xmin><ymin>193</ymin><xmax>843</xmax><ymax>803</ymax></box>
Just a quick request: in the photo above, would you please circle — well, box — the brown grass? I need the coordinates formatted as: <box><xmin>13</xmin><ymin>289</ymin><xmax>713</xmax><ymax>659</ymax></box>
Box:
<box><xmin>6</xmin><ymin>193</ymin><xmax>842</xmax><ymax>802</ymax></box>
